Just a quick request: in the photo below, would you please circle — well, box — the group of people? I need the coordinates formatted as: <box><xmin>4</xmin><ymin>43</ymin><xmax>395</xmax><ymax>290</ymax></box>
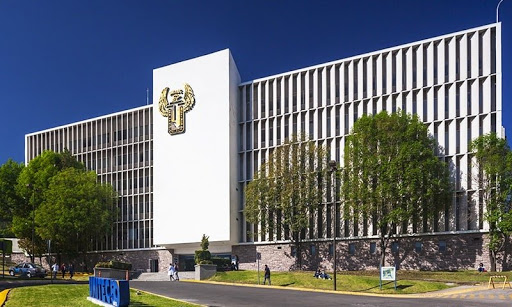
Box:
<box><xmin>168</xmin><ymin>263</ymin><xmax>180</xmax><ymax>281</ymax></box>
<box><xmin>51</xmin><ymin>262</ymin><xmax>74</xmax><ymax>279</ymax></box>
<box><xmin>314</xmin><ymin>268</ymin><xmax>332</xmax><ymax>280</ymax></box>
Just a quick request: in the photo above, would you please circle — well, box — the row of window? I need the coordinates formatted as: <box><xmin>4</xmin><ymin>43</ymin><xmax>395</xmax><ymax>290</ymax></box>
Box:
<box><xmin>240</xmin><ymin>28</ymin><xmax>496</xmax><ymax>123</ymax></box>
<box><xmin>26</xmin><ymin>107</ymin><xmax>153</xmax><ymax>161</ymax></box>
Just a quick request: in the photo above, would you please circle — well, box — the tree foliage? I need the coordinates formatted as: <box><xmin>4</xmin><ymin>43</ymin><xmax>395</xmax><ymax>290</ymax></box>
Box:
<box><xmin>35</xmin><ymin>168</ymin><xmax>116</xmax><ymax>258</ymax></box>
<box><xmin>195</xmin><ymin>234</ymin><xmax>212</xmax><ymax>264</ymax></box>
<box><xmin>7</xmin><ymin>150</ymin><xmax>115</xmax><ymax>261</ymax></box>
<box><xmin>245</xmin><ymin>135</ymin><xmax>328</xmax><ymax>266</ymax></box>
<box><xmin>10</xmin><ymin>150</ymin><xmax>85</xmax><ymax>260</ymax></box>
<box><xmin>470</xmin><ymin>133</ymin><xmax>512</xmax><ymax>271</ymax></box>
<box><xmin>0</xmin><ymin>159</ymin><xmax>24</xmax><ymax>236</ymax></box>
<box><xmin>343</xmin><ymin>111</ymin><xmax>452</xmax><ymax>266</ymax></box>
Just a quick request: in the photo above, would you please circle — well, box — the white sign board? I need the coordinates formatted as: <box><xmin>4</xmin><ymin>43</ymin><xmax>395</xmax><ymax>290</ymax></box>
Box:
<box><xmin>380</xmin><ymin>266</ymin><xmax>396</xmax><ymax>281</ymax></box>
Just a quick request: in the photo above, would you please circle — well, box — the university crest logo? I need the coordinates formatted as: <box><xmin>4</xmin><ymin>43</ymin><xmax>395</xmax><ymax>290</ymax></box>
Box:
<box><xmin>158</xmin><ymin>83</ymin><xmax>195</xmax><ymax>135</ymax></box>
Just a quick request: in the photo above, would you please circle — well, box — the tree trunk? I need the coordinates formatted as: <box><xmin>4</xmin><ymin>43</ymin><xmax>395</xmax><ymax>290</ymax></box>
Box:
<box><xmin>82</xmin><ymin>252</ymin><xmax>88</xmax><ymax>273</ymax></box>
<box><xmin>379</xmin><ymin>236</ymin><xmax>386</xmax><ymax>267</ymax></box>
<box><xmin>295</xmin><ymin>231</ymin><xmax>302</xmax><ymax>270</ymax></box>
<box><xmin>504</xmin><ymin>236</ymin><xmax>510</xmax><ymax>271</ymax></box>
<box><xmin>490</xmin><ymin>250</ymin><xmax>497</xmax><ymax>272</ymax></box>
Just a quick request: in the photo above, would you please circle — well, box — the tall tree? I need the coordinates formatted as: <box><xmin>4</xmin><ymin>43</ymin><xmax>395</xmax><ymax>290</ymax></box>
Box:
<box><xmin>343</xmin><ymin>111</ymin><xmax>452</xmax><ymax>267</ymax></box>
<box><xmin>35</xmin><ymin>168</ymin><xmax>116</xmax><ymax>260</ymax></box>
<box><xmin>470</xmin><ymin>133</ymin><xmax>512</xmax><ymax>271</ymax></box>
<box><xmin>0</xmin><ymin>159</ymin><xmax>24</xmax><ymax>237</ymax></box>
<box><xmin>245</xmin><ymin>135</ymin><xmax>328</xmax><ymax>268</ymax></box>
<box><xmin>12</xmin><ymin>150</ymin><xmax>84</xmax><ymax>262</ymax></box>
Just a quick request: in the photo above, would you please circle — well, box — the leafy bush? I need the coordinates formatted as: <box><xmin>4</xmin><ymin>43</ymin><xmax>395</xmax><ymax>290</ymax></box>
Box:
<box><xmin>195</xmin><ymin>234</ymin><xmax>213</xmax><ymax>264</ymax></box>
<box><xmin>195</xmin><ymin>250</ymin><xmax>212</xmax><ymax>264</ymax></box>
<box><xmin>211</xmin><ymin>257</ymin><xmax>230</xmax><ymax>270</ymax></box>
<box><xmin>95</xmin><ymin>260</ymin><xmax>132</xmax><ymax>270</ymax></box>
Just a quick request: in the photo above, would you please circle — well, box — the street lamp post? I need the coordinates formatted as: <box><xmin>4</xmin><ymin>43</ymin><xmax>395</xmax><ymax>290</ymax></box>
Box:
<box><xmin>329</xmin><ymin>160</ymin><xmax>338</xmax><ymax>291</ymax></box>
<box><xmin>497</xmin><ymin>0</ymin><xmax>505</xmax><ymax>23</ymax></box>
<box><xmin>26</xmin><ymin>184</ymin><xmax>35</xmax><ymax>263</ymax></box>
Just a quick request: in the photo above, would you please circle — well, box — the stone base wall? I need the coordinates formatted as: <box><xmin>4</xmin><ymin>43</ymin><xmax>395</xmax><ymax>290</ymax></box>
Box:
<box><xmin>9</xmin><ymin>249</ymin><xmax>174</xmax><ymax>273</ymax></box>
<box><xmin>233</xmin><ymin>233</ymin><xmax>512</xmax><ymax>272</ymax></box>
<box><xmin>9</xmin><ymin>233</ymin><xmax>512</xmax><ymax>274</ymax></box>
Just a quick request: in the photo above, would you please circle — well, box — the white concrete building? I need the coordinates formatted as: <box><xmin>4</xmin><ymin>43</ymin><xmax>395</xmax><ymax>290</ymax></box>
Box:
<box><xmin>25</xmin><ymin>23</ymin><xmax>503</xmax><ymax>271</ymax></box>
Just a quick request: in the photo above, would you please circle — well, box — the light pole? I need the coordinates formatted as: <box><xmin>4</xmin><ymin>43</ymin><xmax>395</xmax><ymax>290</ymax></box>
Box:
<box><xmin>329</xmin><ymin>160</ymin><xmax>338</xmax><ymax>291</ymax></box>
<box><xmin>26</xmin><ymin>184</ymin><xmax>35</xmax><ymax>263</ymax></box>
<box><xmin>497</xmin><ymin>0</ymin><xmax>505</xmax><ymax>23</ymax></box>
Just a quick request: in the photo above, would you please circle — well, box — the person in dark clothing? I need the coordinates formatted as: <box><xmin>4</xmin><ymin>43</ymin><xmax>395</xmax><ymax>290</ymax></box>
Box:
<box><xmin>68</xmin><ymin>263</ymin><xmax>74</xmax><ymax>279</ymax></box>
<box><xmin>314</xmin><ymin>268</ymin><xmax>321</xmax><ymax>278</ymax></box>
<box><xmin>60</xmin><ymin>263</ymin><xmax>66</xmax><ymax>279</ymax></box>
<box><xmin>264</xmin><ymin>264</ymin><xmax>271</xmax><ymax>285</ymax></box>
<box><xmin>174</xmin><ymin>262</ymin><xmax>179</xmax><ymax>281</ymax></box>
<box><xmin>478</xmin><ymin>262</ymin><xmax>486</xmax><ymax>272</ymax></box>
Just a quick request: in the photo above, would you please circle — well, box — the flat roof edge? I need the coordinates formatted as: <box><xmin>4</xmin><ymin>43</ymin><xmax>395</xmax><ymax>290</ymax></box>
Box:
<box><xmin>25</xmin><ymin>104</ymin><xmax>153</xmax><ymax>137</ymax></box>
<box><xmin>239</xmin><ymin>22</ymin><xmax>499</xmax><ymax>86</ymax></box>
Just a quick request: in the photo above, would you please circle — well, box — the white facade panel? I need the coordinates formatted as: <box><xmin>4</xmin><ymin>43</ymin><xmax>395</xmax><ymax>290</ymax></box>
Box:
<box><xmin>153</xmin><ymin>49</ymin><xmax>240</xmax><ymax>248</ymax></box>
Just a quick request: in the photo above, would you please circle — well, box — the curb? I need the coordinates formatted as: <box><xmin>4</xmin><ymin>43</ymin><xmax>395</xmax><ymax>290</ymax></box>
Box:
<box><xmin>0</xmin><ymin>289</ymin><xmax>10</xmax><ymax>307</ymax></box>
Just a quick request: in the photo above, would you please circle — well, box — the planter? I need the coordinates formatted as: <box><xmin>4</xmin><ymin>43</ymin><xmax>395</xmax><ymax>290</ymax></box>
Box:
<box><xmin>94</xmin><ymin>267</ymin><xmax>129</xmax><ymax>280</ymax></box>
<box><xmin>194</xmin><ymin>264</ymin><xmax>217</xmax><ymax>280</ymax></box>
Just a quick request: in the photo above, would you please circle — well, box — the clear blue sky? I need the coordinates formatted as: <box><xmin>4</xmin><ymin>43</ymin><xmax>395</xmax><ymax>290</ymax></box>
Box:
<box><xmin>0</xmin><ymin>0</ymin><xmax>510</xmax><ymax>164</ymax></box>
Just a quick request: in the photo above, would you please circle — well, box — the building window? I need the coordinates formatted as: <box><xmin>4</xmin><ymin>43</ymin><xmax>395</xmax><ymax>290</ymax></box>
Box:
<box><xmin>349</xmin><ymin>243</ymin><xmax>356</xmax><ymax>255</ymax></box>
<box><xmin>310</xmin><ymin>245</ymin><xmax>316</xmax><ymax>256</ymax></box>
<box><xmin>328</xmin><ymin>244</ymin><xmax>333</xmax><ymax>256</ymax></box>
<box><xmin>415</xmin><ymin>241</ymin><xmax>422</xmax><ymax>253</ymax></box>
<box><xmin>370</xmin><ymin>242</ymin><xmax>376</xmax><ymax>254</ymax></box>
<box><xmin>439</xmin><ymin>241</ymin><xmax>446</xmax><ymax>253</ymax></box>
<box><xmin>291</xmin><ymin>246</ymin><xmax>297</xmax><ymax>257</ymax></box>
<box><xmin>392</xmin><ymin>242</ymin><xmax>399</xmax><ymax>253</ymax></box>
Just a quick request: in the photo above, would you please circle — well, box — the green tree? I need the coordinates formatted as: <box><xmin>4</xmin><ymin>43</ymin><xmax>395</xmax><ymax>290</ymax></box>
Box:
<box><xmin>35</xmin><ymin>167</ymin><xmax>116</xmax><ymax>261</ymax></box>
<box><xmin>0</xmin><ymin>159</ymin><xmax>24</xmax><ymax>237</ymax></box>
<box><xmin>11</xmin><ymin>150</ymin><xmax>84</xmax><ymax>262</ymax></box>
<box><xmin>343</xmin><ymin>111</ymin><xmax>452</xmax><ymax>267</ymax></box>
<box><xmin>470</xmin><ymin>133</ymin><xmax>512</xmax><ymax>271</ymax></box>
<box><xmin>245</xmin><ymin>135</ymin><xmax>328</xmax><ymax>268</ymax></box>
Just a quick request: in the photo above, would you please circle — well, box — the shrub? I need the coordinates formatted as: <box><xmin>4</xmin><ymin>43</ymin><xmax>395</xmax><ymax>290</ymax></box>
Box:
<box><xmin>195</xmin><ymin>234</ymin><xmax>213</xmax><ymax>264</ymax></box>
<box><xmin>195</xmin><ymin>250</ymin><xmax>212</xmax><ymax>264</ymax></box>
<box><xmin>211</xmin><ymin>257</ymin><xmax>231</xmax><ymax>270</ymax></box>
<box><xmin>95</xmin><ymin>260</ymin><xmax>132</xmax><ymax>270</ymax></box>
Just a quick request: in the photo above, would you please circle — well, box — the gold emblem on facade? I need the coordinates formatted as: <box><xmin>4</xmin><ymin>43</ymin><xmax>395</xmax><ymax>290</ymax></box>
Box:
<box><xmin>158</xmin><ymin>84</ymin><xmax>195</xmax><ymax>135</ymax></box>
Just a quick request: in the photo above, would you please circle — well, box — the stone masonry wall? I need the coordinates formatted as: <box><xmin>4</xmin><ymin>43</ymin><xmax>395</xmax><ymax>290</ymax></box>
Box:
<box><xmin>9</xmin><ymin>249</ymin><xmax>174</xmax><ymax>273</ymax></box>
<box><xmin>233</xmin><ymin>233</ymin><xmax>512</xmax><ymax>272</ymax></box>
<box><xmin>9</xmin><ymin>233</ymin><xmax>512</xmax><ymax>274</ymax></box>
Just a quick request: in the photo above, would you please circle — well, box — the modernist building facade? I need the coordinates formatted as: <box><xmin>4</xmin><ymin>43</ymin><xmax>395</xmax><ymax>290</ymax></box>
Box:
<box><xmin>25</xmin><ymin>23</ymin><xmax>503</xmax><ymax>271</ymax></box>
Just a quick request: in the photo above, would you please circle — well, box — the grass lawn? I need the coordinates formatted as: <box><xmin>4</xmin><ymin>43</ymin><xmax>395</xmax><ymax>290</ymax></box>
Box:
<box><xmin>208</xmin><ymin>269</ymin><xmax>500</xmax><ymax>294</ymax></box>
<box><xmin>337</xmin><ymin>270</ymin><xmax>512</xmax><ymax>284</ymax></box>
<box><xmin>4</xmin><ymin>284</ymin><xmax>199</xmax><ymax>307</ymax></box>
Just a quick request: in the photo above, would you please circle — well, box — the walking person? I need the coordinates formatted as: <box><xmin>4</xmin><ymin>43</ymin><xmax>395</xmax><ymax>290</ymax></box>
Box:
<box><xmin>168</xmin><ymin>263</ymin><xmax>175</xmax><ymax>281</ymax></box>
<box><xmin>263</xmin><ymin>264</ymin><xmax>271</xmax><ymax>285</ymax></box>
<box><xmin>60</xmin><ymin>263</ymin><xmax>66</xmax><ymax>279</ymax></box>
<box><xmin>174</xmin><ymin>262</ymin><xmax>179</xmax><ymax>281</ymax></box>
<box><xmin>51</xmin><ymin>262</ymin><xmax>58</xmax><ymax>279</ymax></box>
<box><xmin>68</xmin><ymin>263</ymin><xmax>74</xmax><ymax>279</ymax></box>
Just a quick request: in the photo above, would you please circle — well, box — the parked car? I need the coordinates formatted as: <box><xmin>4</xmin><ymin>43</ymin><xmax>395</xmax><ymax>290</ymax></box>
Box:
<box><xmin>9</xmin><ymin>262</ymin><xmax>47</xmax><ymax>278</ymax></box>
